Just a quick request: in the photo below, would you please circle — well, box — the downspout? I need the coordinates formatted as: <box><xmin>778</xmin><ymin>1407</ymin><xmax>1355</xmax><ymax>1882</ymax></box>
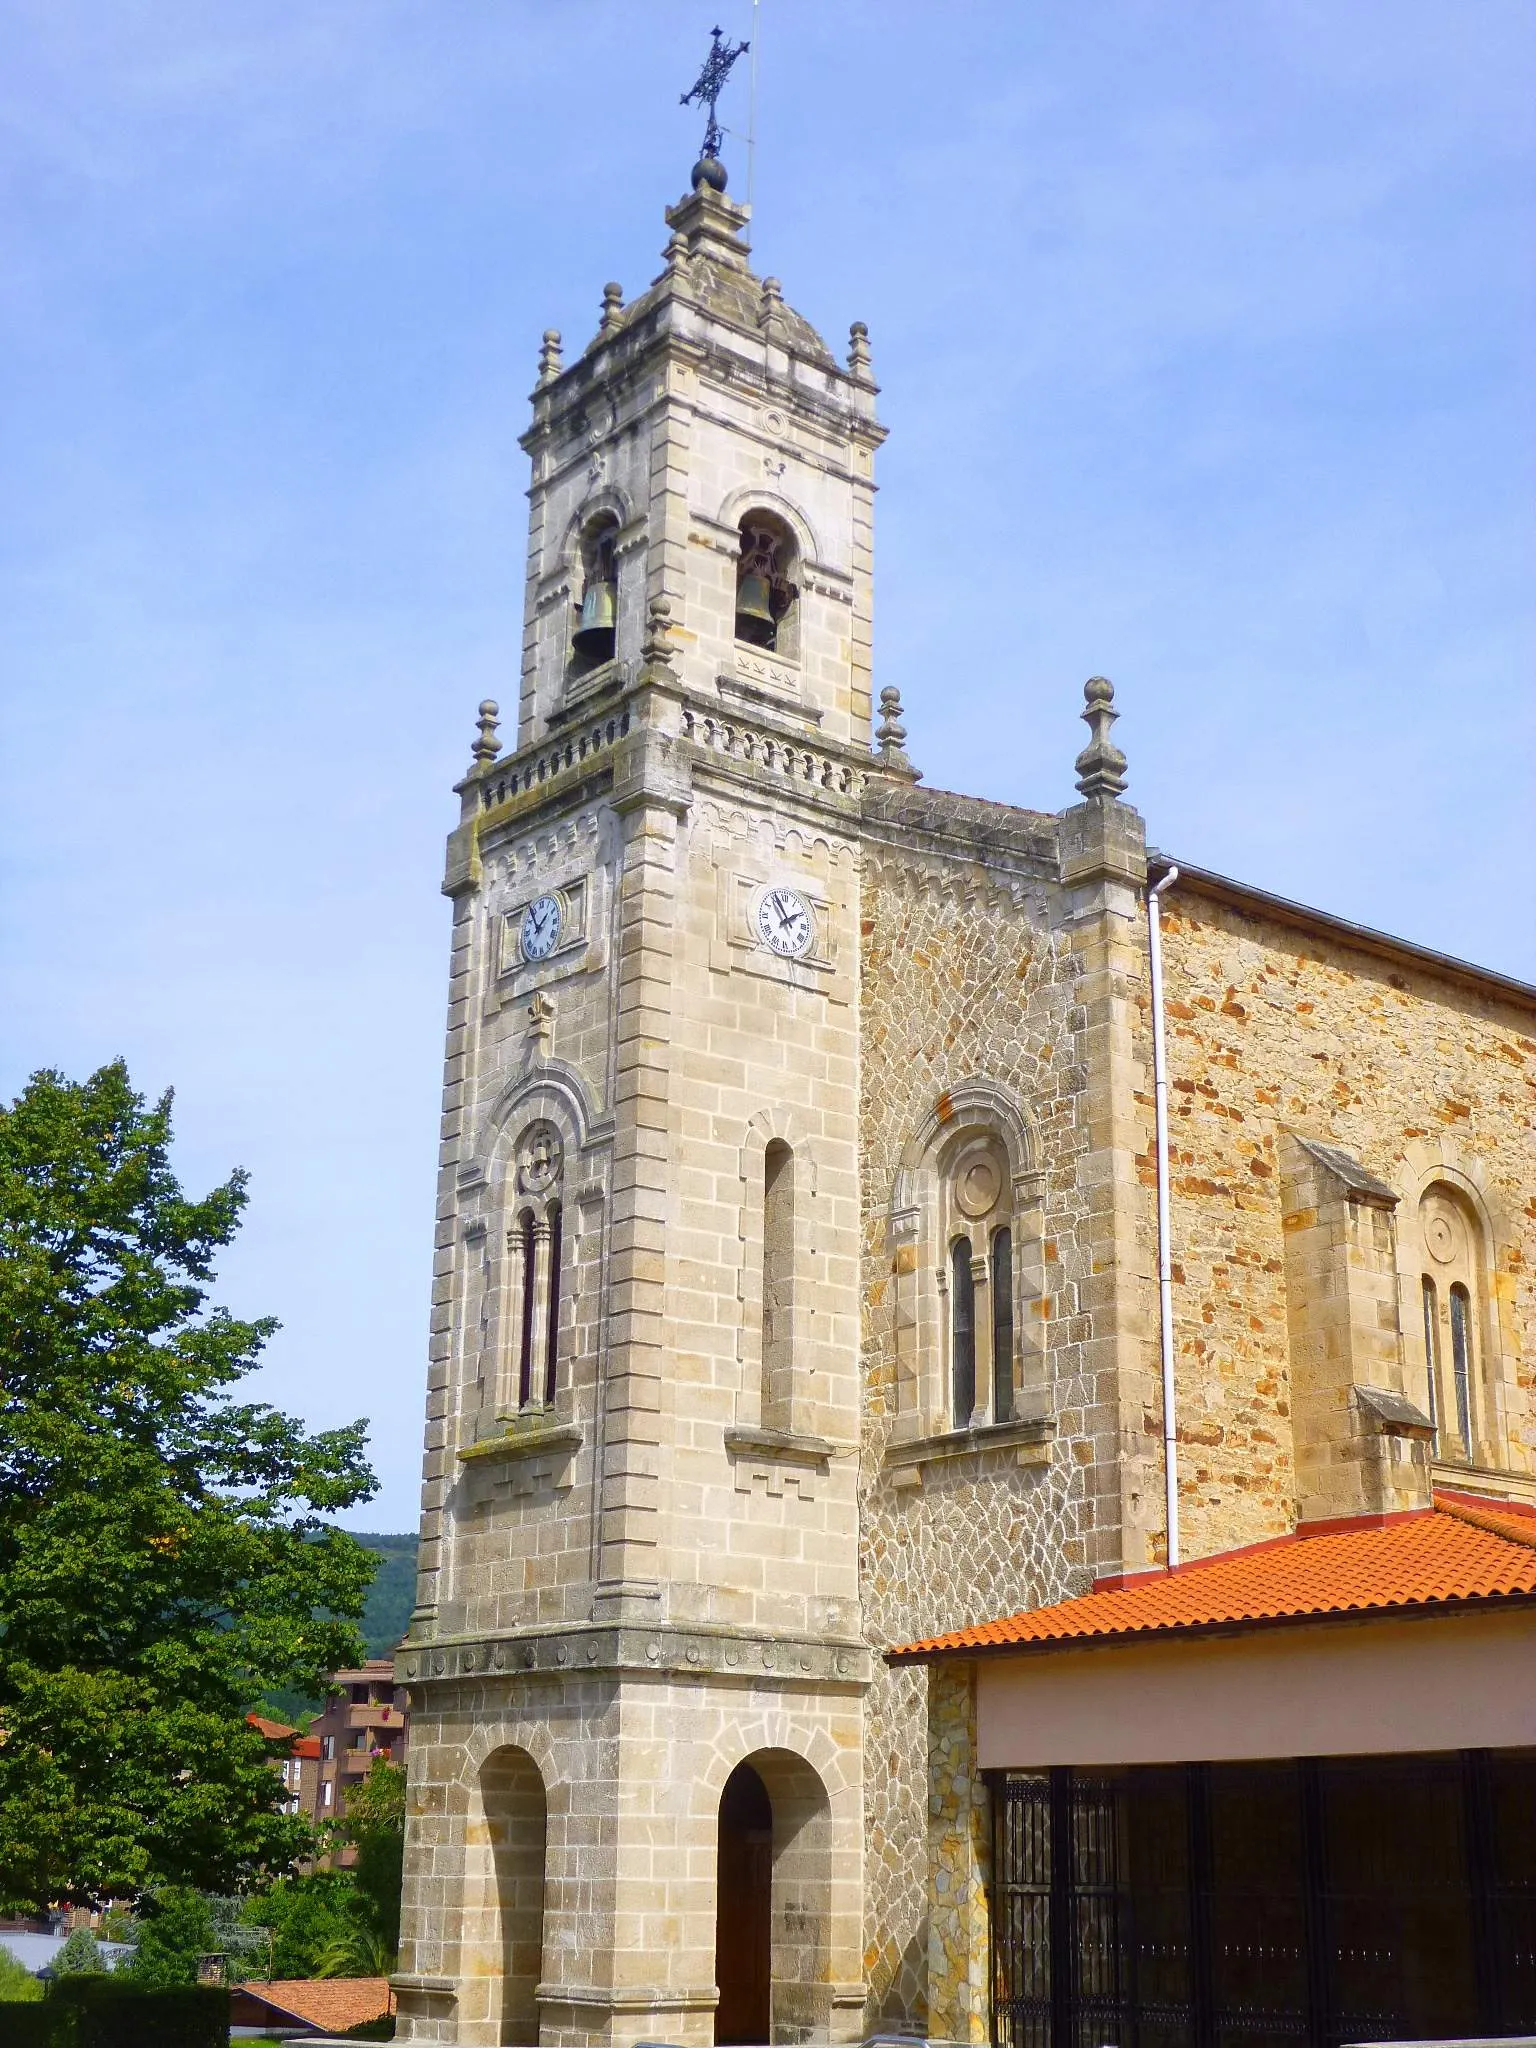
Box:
<box><xmin>1148</xmin><ymin>865</ymin><xmax>1181</xmax><ymax>1567</ymax></box>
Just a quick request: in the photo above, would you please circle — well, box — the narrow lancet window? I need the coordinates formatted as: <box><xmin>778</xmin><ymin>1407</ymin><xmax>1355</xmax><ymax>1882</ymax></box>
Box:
<box><xmin>1421</xmin><ymin>1276</ymin><xmax>1440</xmax><ymax>1451</ymax></box>
<box><xmin>951</xmin><ymin>1236</ymin><xmax>976</xmax><ymax>1427</ymax></box>
<box><xmin>762</xmin><ymin>1140</ymin><xmax>795</xmax><ymax>1429</ymax></box>
<box><xmin>1450</xmin><ymin>1283</ymin><xmax>1473</xmax><ymax>1458</ymax></box>
<box><xmin>544</xmin><ymin>1202</ymin><xmax>563</xmax><ymax>1406</ymax></box>
<box><xmin>992</xmin><ymin>1226</ymin><xmax>1014</xmax><ymax>1424</ymax></box>
<box><xmin>516</xmin><ymin>1209</ymin><xmax>537</xmax><ymax>1409</ymax></box>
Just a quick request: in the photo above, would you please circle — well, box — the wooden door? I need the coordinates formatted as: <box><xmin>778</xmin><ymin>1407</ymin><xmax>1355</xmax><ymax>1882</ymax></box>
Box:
<box><xmin>715</xmin><ymin>1762</ymin><xmax>773</xmax><ymax>2044</ymax></box>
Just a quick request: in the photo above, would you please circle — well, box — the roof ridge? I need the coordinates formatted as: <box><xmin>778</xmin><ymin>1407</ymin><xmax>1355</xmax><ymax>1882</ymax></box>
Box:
<box><xmin>1434</xmin><ymin>1493</ymin><xmax>1536</xmax><ymax>1553</ymax></box>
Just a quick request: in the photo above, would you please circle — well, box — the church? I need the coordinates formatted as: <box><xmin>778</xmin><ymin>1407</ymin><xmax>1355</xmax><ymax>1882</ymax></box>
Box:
<box><xmin>390</xmin><ymin>143</ymin><xmax>1536</xmax><ymax>2048</ymax></box>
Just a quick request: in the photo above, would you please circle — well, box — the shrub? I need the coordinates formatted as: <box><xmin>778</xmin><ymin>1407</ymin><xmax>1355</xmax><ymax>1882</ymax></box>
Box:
<box><xmin>0</xmin><ymin>1941</ymin><xmax>45</xmax><ymax>2001</ymax></box>
<box><xmin>49</xmin><ymin>1975</ymin><xmax>229</xmax><ymax>2047</ymax></box>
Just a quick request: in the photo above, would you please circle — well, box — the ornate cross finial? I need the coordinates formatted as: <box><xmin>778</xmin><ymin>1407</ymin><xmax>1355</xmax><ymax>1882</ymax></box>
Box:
<box><xmin>537</xmin><ymin>330</ymin><xmax>563</xmax><ymax>385</ymax></box>
<box><xmin>680</xmin><ymin>25</ymin><xmax>750</xmax><ymax>175</ymax></box>
<box><xmin>1074</xmin><ymin>676</ymin><xmax>1129</xmax><ymax>799</ymax></box>
<box><xmin>472</xmin><ymin>699</ymin><xmax>501</xmax><ymax>766</ymax></box>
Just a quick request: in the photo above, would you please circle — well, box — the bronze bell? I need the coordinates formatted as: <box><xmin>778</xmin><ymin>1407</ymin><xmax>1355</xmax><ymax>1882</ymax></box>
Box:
<box><xmin>734</xmin><ymin>571</ymin><xmax>777</xmax><ymax>648</ymax></box>
<box><xmin>572</xmin><ymin>578</ymin><xmax>617</xmax><ymax>659</ymax></box>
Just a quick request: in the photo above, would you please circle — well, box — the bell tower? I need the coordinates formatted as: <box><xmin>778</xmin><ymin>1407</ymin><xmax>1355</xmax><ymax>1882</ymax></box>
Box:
<box><xmin>395</xmin><ymin>146</ymin><xmax>886</xmax><ymax>2048</ymax></box>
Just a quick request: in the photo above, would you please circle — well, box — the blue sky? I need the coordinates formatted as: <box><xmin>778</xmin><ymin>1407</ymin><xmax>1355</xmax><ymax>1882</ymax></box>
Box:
<box><xmin>2</xmin><ymin>2</ymin><xmax>1532</xmax><ymax>1530</ymax></box>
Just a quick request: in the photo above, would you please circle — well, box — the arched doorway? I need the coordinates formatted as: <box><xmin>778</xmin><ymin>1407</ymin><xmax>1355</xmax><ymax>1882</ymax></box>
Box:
<box><xmin>479</xmin><ymin>1746</ymin><xmax>546</xmax><ymax>2046</ymax></box>
<box><xmin>715</xmin><ymin>1761</ymin><xmax>773</xmax><ymax>2044</ymax></box>
<box><xmin>714</xmin><ymin>1749</ymin><xmax>834</xmax><ymax>2045</ymax></box>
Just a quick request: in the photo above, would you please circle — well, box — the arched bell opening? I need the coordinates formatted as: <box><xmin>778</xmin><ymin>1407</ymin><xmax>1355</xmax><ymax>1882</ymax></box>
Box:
<box><xmin>477</xmin><ymin>1745</ymin><xmax>547</xmax><ymax>2046</ymax></box>
<box><xmin>734</xmin><ymin>512</ymin><xmax>799</xmax><ymax>659</ymax></box>
<box><xmin>570</xmin><ymin>513</ymin><xmax>619</xmax><ymax>674</ymax></box>
<box><xmin>714</xmin><ymin>1748</ymin><xmax>832</xmax><ymax>2045</ymax></box>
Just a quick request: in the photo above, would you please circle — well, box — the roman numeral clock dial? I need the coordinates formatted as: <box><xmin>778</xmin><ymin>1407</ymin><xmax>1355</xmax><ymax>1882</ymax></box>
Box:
<box><xmin>755</xmin><ymin>888</ymin><xmax>814</xmax><ymax>959</ymax></box>
<box><xmin>520</xmin><ymin>894</ymin><xmax>562</xmax><ymax>962</ymax></box>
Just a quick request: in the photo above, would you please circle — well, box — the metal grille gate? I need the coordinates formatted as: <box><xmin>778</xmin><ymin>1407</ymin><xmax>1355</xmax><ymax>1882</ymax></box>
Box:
<box><xmin>989</xmin><ymin>1754</ymin><xmax>1536</xmax><ymax>2048</ymax></box>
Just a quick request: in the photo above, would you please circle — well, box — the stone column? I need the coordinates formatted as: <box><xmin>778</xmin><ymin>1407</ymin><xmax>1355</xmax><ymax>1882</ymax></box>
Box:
<box><xmin>927</xmin><ymin>1662</ymin><xmax>990</xmax><ymax>2046</ymax></box>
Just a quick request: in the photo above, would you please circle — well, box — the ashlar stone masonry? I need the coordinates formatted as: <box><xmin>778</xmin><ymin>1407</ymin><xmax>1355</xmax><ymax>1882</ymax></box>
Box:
<box><xmin>393</xmin><ymin>159</ymin><xmax>1535</xmax><ymax>2047</ymax></box>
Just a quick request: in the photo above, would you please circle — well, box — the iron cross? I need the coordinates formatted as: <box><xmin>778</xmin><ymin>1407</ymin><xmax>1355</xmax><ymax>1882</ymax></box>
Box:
<box><xmin>680</xmin><ymin>25</ymin><xmax>750</xmax><ymax>163</ymax></box>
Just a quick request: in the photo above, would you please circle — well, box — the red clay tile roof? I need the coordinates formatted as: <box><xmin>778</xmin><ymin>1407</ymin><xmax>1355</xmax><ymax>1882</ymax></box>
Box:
<box><xmin>236</xmin><ymin>1977</ymin><xmax>393</xmax><ymax>2031</ymax></box>
<box><xmin>293</xmin><ymin>1732</ymin><xmax>322</xmax><ymax>1760</ymax></box>
<box><xmin>888</xmin><ymin>1492</ymin><xmax>1536</xmax><ymax>1660</ymax></box>
<box><xmin>246</xmin><ymin>1713</ymin><xmax>297</xmax><ymax>1741</ymax></box>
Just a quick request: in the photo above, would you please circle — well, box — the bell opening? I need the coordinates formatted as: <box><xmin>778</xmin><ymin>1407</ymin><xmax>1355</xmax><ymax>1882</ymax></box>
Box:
<box><xmin>734</xmin><ymin>515</ymin><xmax>797</xmax><ymax>659</ymax></box>
<box><xmin>570</xmin><ymin>516</ymin><xmax>620</xmax><ymax>673</ymax></box>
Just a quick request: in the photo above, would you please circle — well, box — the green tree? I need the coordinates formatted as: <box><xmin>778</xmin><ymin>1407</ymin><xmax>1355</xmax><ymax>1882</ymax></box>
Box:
<box><xmin>0</xmin><ymin>1943</ymin><xmax>44</xmax><ymax>2001</ymax></box>
<box><xmin>342</xmin><ymin>1760</ymin><xmax>406</xmax><ymax>1960</ymax></box>
<box><xmin>50</xmin><ymin>1925</ymin><xmax>106</xmax><ymax>1975</ymax></box>
<box><xmin>121</xmin><ymin>1885</ymin><xmax>215</xmax><ymax>1988</ymax></box>
<box><xmin>243</xmin><ymin>1871</ymin><xmax>366</xmax><ymax>1979</ymax></box>
<box><xmin>0</xmin><ymin>1061</ymin><xmax>380</xmax><ymax>1911</ymax></box>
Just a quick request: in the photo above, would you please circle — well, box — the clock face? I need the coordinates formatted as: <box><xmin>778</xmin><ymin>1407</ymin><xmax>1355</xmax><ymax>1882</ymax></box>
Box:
<box><xmin>520</xmin><ymin>895</ymin><xmax>562</xmax><ymax>962</ymax></box>
<box><xmin>755</xmin><ymin>887</ymin><xmax>814</xmax><ymax>959</ymax></box>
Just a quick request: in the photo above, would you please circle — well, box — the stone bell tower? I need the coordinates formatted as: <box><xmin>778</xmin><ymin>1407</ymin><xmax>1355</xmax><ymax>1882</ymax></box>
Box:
<box><xmin>394</xmin><ymin>150</ymin><xmax>887</xmax><ymax>2047</ymax></box>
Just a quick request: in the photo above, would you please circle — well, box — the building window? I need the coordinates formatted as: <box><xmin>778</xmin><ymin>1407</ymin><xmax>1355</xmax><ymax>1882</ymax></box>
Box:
<box><xmin>761</xmin><ymin>1140</ymin><xmax>795</xmax><ymax>1430</ymax></box>
<box><xmin>321</xmin><ymin>1781</ymin><xmax>333</xmax><ymax>1810</ymax></box>
<box><xmin>543</xmin><ymin>1202</ymin><xmax>562</xmax><ymax>1407</ymax></box>
<box><xmin>322</xmin><ymin>1736</ymin><xmax>335</xmax><ymax>1762</ymax></box>
<box><xmin>1418</xmin><ymin>1180</ymin><xmax>1495</xmax><ymax>1467</ymax></box>
<box><xmin>516</xmin><ymin>1208</ymin><xmax>537</xmax><ymax>1407</ymax></box>
<box><xmin>500</xmin><ymin>1121</ymin><xmax>568</xmax><ymax>1417</ymax></box>
<box><xmin>1421</xmin><ymin>1277</ymin><xmax>1441</xmax><ymax>1451</ymax></box>
<box><xmin>1450</xmin><ymin>1283</ymin><xmax>1474</xmax><ymax>1459</ymax></box>
<box><xmin>992</xmin><ymin>1227</ymin><xmax>1014</xmax><ymax>1425</ymax></box>
<box><xmin>950</xmin><ymin>1236</ymin><xmax>976</xmax><ymax>1426</ymax></box>
<box><xmin>734</xmin><ymin>513</ymin><xmax>798</xmax><ymax>657</ymax></box>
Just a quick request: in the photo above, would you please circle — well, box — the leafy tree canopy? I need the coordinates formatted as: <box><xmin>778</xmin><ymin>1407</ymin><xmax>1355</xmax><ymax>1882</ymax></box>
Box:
<box><xmin>341</xmin><ymin>1760</ymin><xmax>405</xmax><ymax>1960</ymax></box>
<box><xmin>0</xmin><ymin>1061</ymin><xmax>379</xmax><ymax>1911</ymax></box>
<box><xmin>51</xmin><ymin>1926</ymin><xmax>107</xmax><ymax>1976</ymax></box>
<box><xmin>243</xmin><ymin>1871</ymin><xmax>369</xmax><ymax>1980</ymax></box>
<box><xmin>0</xmin><ymin>1942</ymin><xmax>44</xmax><ymax>2002</ymax></box>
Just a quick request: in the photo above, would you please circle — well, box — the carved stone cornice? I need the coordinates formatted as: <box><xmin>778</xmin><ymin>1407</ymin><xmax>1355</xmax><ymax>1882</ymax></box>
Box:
<box><xmin>396</xmin><ymin>1623</ymin><xmax>872</xmax><ymax>1691</ymax></box>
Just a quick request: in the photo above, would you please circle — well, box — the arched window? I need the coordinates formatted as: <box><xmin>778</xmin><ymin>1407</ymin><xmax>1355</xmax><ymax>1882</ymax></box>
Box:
<box><xmin>735</xmin><ymin>513</ymin><xmax>799</xmax><ymax>658</ymax></box>
<box><xmin>1450</xmin><ymin>1283</ymin><xmax>1474</xmax><ymax>1460</ymax></box>
<box><xmin>1417</xmin><ymin>1180</ymin><xmax>1494</xmax><ymax>1467</ymax></box>
<box><xmin>516</xmin><ymin>1208</ymin><xmax>537</xmax><ymax>1409</ymax></box>
<box><xmin>950</xmin><ymin>1235</ymin><xmax>976</xmax><ymax>1426</ymax></box>
<box><xmin>991</xmin><ymin>1226</ymin><xmax>1014</xmax><ymax>1425</ymax></box>
<box><xmin>571</xmin><ymin>514</ymin><xmax>619</xmax><ymax>671</ymax></box>
<box><xmin>1420</xmin><ymin>1276</ymin><xmax>1441</xmax><ymax>1452</ymax></box>
<box><xmin>761</xmin><ymin>1140</ymin><xmax>795</xmax><ymax>1431</ymax></box>
<box><xmin>544</xmin><ymin>1201</ymin><xmax>563</xmax><ymax>1408</ymax></box>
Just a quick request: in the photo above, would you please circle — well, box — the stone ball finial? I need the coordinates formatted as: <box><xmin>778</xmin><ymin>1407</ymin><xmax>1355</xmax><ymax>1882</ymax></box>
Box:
<box><xmin>874</xmin><ymin>684</ymin><xmax>920</xmax><ymax>780</ymax></box>
<box><xmin>1073</xmin><ymin>675</ymin><xmax>1128</xmax><ymax>799</ymax></box>
<box><xmin>692</xmin><ymin>154</ymin><xmax>728</xmax><ymax>193</ymax></box>
<box><xmin>599</xmin><ymin>282</ymin><xmax>624</xmax><ymax>334</ymax></box>
<box><xmin>848</xmin><ymin>321</ymin><xmax>873</xmax><ymax>378</ymax></box>
<box><xmin>642</xmin><ymin>594</ymin><xmax>676</xmax><ymax>671</ymax></box>
<box><xmin>472</xmin><ymin>699</ymin><xmax>501</xmax><ymax>766</ymax></box>
<box><xmin>536</xmin><ymin>329</ymin><xmax>563</xmax><ymax>385</ymax></box>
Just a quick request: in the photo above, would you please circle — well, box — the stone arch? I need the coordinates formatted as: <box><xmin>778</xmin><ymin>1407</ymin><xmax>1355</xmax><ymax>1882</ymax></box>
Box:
<box><xmin>474</xmin><ymin>1063</ymin><xmax>597</xmax><ymax>1183</ymax></box>
<box><xmin>713</xmin><ymin>483</ymin><xmax>823</xmax><ymax>575</ymax></box>
<box><xmin>457</xmin><ymin>1742</ymin><xmax>548</xmax><ymax>2046</ymax></box>
<box><xmin>711</xmin><ymin>1742</ymin><xmax>838</xmax><ymax>2044</ymax></box>
<box><xmin>555</xmin><ymin>485</ymin><xmax>637</xmax><ymax>570</ymax></box>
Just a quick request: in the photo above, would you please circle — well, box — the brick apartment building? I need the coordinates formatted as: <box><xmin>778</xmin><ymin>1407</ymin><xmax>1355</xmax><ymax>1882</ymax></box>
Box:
<box><xmin>309</xmin><ymin>1660</ymin><xmax>410</xmax><ymax>1843</ymax></box>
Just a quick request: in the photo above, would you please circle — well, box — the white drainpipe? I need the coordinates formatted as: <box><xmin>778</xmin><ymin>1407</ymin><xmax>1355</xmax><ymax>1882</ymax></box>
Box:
<box><xmin>1148</xmin><ymin>865</ymin><xmax>1181</xmax><ymax>1568</ymax></box>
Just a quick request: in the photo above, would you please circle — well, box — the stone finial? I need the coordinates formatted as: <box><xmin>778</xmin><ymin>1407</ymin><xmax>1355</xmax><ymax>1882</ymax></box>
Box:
<box><xmin>471</xmin><ymin>699</ymin><xmax>501</xmax><ymax>766</ymax></box>
<box><xmin>537</xmin><ymin>330</ymin><xmax>563</xmax><ymax>385</ymax></box>
<box><xmin>527</xmin><ymin>991</ymin><xmax>555</xmax><ymax>1061</ymax></box>
<box><xmin>848</xmin><ymin>321</ymin><xmax>872</xmax><ymax>378</ymax></box>
<box><xmin>642</xmin><ymin>594</ymin><xmax>676</xmax><ymax>672</ymax></box>
<box><xmin>1073</xmin><ymin>675</ymin><xmax>1128</xmax><ymax>799</ymax></box>
<box><xmin>663</xmin><ymin>232</ymin><xmax>689</xmax><ymax>281</ymax></box>
<box><xmin>599</xmin><ymin>282</ymin><xmax>625</xmax><ymax>334</ymax></box>
<box><xmin>758</xmin><ymin>276</ymin><xmax>787</xmax><ymax>336</ymax></box>
<box><xmin>875</xmin><ymin>685</ymin><xmax>919</xmax><ymax>780</ymax></box>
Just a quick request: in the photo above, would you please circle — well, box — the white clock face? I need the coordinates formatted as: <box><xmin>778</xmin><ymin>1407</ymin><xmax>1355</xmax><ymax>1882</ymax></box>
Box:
<box><xmin>755</xmin><ymin>887</ymin><xmax>814</xmax><ymax>959</ymax></box>
<box><xmin>520</xmin><ymin>895</ymin><xmax>562</xmax><ymax>962</ymax></box>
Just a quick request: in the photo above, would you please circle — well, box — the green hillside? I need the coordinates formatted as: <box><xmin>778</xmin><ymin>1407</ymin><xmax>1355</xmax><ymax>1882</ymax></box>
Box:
<box><xmin>353</xmin><ymin>1531</ymin><xmax>419</xmax><ymax>1659</ymax></box>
